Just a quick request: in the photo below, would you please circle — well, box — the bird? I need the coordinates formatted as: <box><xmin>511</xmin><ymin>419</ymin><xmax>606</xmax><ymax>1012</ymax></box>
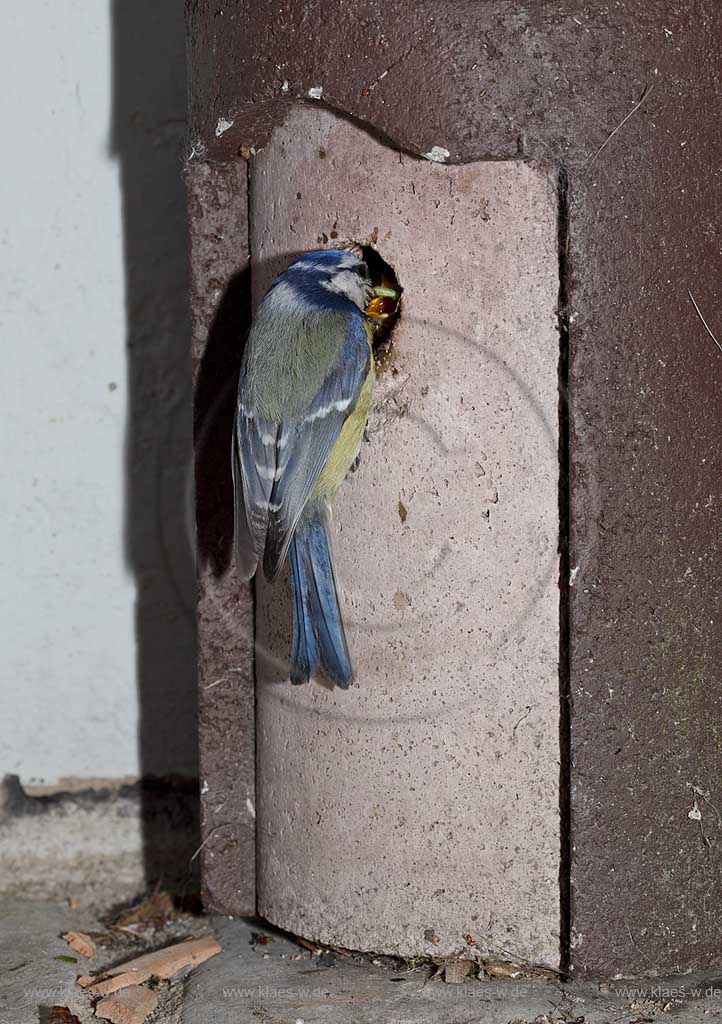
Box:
<box><xmin>232</xmin><ymin>249</ymin><xmax>398</xmax><ymax>688</ymax></box>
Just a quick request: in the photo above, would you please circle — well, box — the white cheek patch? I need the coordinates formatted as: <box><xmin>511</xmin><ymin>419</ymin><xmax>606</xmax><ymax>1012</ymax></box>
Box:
<box><xmin>336</xmin><ymin>252</ymin><xmax>360</xmax><ymax>269</ymax></box>
<box><xmin>322</xmin><ymin>271</ymin><xmax>366</xmax><ymax>309</ymax></box>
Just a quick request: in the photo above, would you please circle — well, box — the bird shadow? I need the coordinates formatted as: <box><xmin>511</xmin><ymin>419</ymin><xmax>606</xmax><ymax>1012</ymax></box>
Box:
<box><xmin>110</xmin><ymin>1</ymin><xmax>352</xmax><ymax>899</ymax></box>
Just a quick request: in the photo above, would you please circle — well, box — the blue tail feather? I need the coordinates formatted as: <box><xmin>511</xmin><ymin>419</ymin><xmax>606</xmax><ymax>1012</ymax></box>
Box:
<box><xmin>288</xmin><ymin>532</ymin><xmax>320</xmax><ymax>685</ymax></box>
<box><xmin>288</xmin><ymin>506</ymin><xmax>353</xmax><ymax>687</ymax></box>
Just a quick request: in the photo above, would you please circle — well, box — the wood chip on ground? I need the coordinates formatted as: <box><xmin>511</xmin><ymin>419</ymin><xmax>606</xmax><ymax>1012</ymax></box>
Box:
<box><xmin>62</xmin><ymin>931</ymin><xmax>97</xmax><ymax>958</ymax></box>
<box><xmin>84</xmin><ymin>934</ymin><xmax>222</xmax><ymax>997</ymax></box>
<box><xmin>94</xmin><ymin>986</ymin><xmax>160</xmax><ymax>1024</ymax></box>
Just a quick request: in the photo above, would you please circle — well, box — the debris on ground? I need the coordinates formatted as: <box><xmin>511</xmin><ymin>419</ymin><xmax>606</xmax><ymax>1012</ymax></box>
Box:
<box><xmin>48</xmin><ymin>1009</ymin><xmax>81</xmax><ymax>1024</ymax></box>
<box><xmin>112</xmin><ymin>891</ymin><xmax>176</xmax><ymax>933</ymax></box>
<box><xmin>71</xmin><ymin>932</ymin><xmax>223</xmax><ymax>1023</ymax></box>
<box><xmin>6</xmin><ymin>898</ymin><xmax>722</xmax><ymax>1024</ymax></box>
<box><xmin>82</xmin><ymin>934</ymin><xmax>221</xmax><ymax>996</ymax></box>
<box><xmin>63</xmin><ymin>929</ymin><xmax>97</xmax><ymax>958</ymax></box>
<box><xmin>94</xmin><ymin>985</ymin><xmax>160</xmax><ymax>1024</ymax></box>
<box><xmin>482</xmin><ymin>960</ymin><xmax>524</xmax><ymax>979</ymax></box>
<box><xmin>295</xmin><ymin>936</ymin><xmax>322</xmax><ymax>954</ymax></box>
<box><xmin>432</xmin><ymin>958</ymin><xmax>473</xmax><ymax>984</ymax></box>
<box><xmin>481</xmin><ymin>959</ymin><xmax>561</xmax><ymax>982</ymax></box>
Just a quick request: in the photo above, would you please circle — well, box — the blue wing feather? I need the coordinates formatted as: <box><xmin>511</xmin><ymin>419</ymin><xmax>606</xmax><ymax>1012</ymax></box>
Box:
<box><xmin>233</xmin><ymin>404</ymin><xmax>278</xmax><ymax>577</ymax></box>
<box><xmin>233</xmin><ymin>304</ymin><xmax>370</xmax><ymax>582</ymax></box>
<box><xmin>261</xmin><ymin>315</ymin><xmax>370</xmax><ymax>579</ymax></box>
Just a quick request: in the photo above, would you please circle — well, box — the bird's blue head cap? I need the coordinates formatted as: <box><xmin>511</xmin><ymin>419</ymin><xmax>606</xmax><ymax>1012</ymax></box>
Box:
<box><xmin>272</xmin><ymin>249</ymin><xmax>374</xmax><ymax>313</ymax></box>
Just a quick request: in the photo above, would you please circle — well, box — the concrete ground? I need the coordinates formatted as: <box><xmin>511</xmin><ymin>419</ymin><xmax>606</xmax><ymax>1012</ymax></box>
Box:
<box><xmin>3</xmin><ymin>899</ymin><xmax>722</xmax><ymax>1024</ymax></box>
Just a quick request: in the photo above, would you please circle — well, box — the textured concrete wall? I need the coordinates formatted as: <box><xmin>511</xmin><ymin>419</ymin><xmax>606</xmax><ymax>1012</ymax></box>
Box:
<box><xmin>1</xmin><ymin>1</ymin><xmax>134</xmax><ymax>783</ymax></box>
<box><xmin>252</xmin><ymin>107</ymin><xmax>560</xmax><ymax>962</ymax></box>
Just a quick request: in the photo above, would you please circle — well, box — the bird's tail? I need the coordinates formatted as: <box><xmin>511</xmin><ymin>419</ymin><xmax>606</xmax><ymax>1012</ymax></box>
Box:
<box><xmin>288</xmin><ymin>504</ymin><xmax>353</xmax><ymax>688</ymax></box>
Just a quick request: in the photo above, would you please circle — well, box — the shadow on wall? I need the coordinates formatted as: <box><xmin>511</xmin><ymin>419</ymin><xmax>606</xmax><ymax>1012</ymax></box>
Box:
<box><xmin>194</xmin><ymin>267</ymin><xmax>251</xmax><ymax>577</ymax></box>
<box><xmin>110</xmin><ymin>0</ymin><xmax>200</xmax><ymax>896</ymax></box>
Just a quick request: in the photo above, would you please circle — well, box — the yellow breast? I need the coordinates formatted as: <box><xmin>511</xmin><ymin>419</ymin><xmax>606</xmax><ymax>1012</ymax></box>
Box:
<box><xmin>312</xmin><ymin>325</ymin><xmax>375</xmax><ymax>504</ymax></box>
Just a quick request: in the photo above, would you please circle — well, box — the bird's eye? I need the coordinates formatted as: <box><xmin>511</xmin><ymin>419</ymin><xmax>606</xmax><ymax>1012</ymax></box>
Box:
<box><xmin>356</xmin><ymin>261</ymin><xmax>369</xmax><ymax>278</ymax></box>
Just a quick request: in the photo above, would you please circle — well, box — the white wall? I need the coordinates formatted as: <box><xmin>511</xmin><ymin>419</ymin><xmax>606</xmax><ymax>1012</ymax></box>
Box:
<box><xmin>0</xmin><ymin>2</ymin><xmax>196</xmax><ymax>785</ymax></box>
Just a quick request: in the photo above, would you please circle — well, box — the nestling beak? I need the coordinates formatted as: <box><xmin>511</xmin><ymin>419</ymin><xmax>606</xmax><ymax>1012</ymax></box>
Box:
<box><xmin>366</xmin><ymin>280</ymin><xmax>401</xmax><ymax>327</ymax></box>
<box><xmin>360</xmin><ymin>247</ymin><xmax>402</xmax><ymax>361</ymax></box>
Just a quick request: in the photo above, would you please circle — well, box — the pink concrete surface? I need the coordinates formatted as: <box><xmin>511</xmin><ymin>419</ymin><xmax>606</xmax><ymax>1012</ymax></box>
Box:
<box><xmin>251</xmin><ymin>106</ymin><xmax>560</xmax><ymax>963</ymax></box>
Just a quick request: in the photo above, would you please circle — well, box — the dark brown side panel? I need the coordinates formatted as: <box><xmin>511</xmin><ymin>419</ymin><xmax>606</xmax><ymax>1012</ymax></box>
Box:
<box><xmin>188</xmin><ymin>160</ymin><xmax>255</xmax><ymax>915</ymax></box>
<box><xmin>187</xmin><ymin>1</ymin><xmax>722</xmax><ymax>971</ymax></box>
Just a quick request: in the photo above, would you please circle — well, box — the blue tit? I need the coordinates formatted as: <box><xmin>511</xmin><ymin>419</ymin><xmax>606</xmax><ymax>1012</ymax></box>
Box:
<box><xmin>232</xmin><ymin>249</ymin><xmax>397</xmax><ymax>688</ymax></box>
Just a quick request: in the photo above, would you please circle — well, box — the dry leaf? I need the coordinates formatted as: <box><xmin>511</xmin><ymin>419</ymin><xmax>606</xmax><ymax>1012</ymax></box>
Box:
<box><xmin>442</xmin><ymin>960</ymin><xmax>472</xmax><ymax>984</ymax></box>
<box><xmin>94</xmin><ymin>986</ymin><xmax>159</xmax><ymax>1024</ymax></box>
<box><xmin>48</xmin><ymin>1009</ymin><xmax>81</xmax><ymax>1024</ymax></box>
<box><xmin>86</xmin><ymin>935</ymin><xmax>222</xmax><ymax>997</ymax></box>
<box><xmin>63</xmin><ymin>931</ymin><xmax>97</xmax><ymax>958</ymax></box>
<box><xmin>77</xmin><ymin>975</ymin><xmax>95</xmax><ymax>988</ymax></box>
<box><xmin>483</xmin><ymin>961</ymin><xmax>522</xmax><ymax>979</ymax></box>
<box><xmin>113</xmin><ymin>892</ymin><xmax>175</xmax><ymax>931</ymax></box>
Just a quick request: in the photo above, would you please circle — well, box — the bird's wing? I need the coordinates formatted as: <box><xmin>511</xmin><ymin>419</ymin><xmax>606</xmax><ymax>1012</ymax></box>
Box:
<box><xmin>232</xmin><ymin>399</ymin><xmax>279</xmax><ymax>580</ymax></box>
<box><xmin>264</xmin><ymin>316</ymin><xmax>371</xmax><ymax>580</ymax></box>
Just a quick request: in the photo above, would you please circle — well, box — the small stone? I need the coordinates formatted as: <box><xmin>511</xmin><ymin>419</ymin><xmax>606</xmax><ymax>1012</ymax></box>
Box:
<box><xmin>422</xmin><ymin>145</ymin><xmax>450</xmax><ymax>163</ymax></box>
